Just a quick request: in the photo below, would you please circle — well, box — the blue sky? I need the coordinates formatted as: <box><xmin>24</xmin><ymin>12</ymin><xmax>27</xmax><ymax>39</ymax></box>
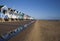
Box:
<box><xmin>0</xmin><ymin>0</ymin><xmax>60</xmax><ymax>20</ymax></box>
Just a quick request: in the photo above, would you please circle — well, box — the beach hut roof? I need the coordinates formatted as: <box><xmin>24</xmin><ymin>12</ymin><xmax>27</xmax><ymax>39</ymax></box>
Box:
<box><xmin>0</xmin><ymin>5</ymin><xmax>4</xmax><ymax>8</ymax></box>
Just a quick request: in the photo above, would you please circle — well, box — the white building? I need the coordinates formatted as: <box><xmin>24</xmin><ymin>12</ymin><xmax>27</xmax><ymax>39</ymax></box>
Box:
<box><xmin>0</xmin><ymin>5</ymin><xmax>9</xmax><ymax>19</ymax></box>
<box><xmin>0</xmin><ymin>5</ymin><xmax>8</xmax><ymax>13</ymax></box>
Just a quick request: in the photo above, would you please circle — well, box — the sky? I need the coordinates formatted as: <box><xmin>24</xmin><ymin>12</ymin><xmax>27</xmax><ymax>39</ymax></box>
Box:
<box><xmin>0</xmin><ymin>0</ymin><xmax>60</xmax><ymax>20</ymax></box>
